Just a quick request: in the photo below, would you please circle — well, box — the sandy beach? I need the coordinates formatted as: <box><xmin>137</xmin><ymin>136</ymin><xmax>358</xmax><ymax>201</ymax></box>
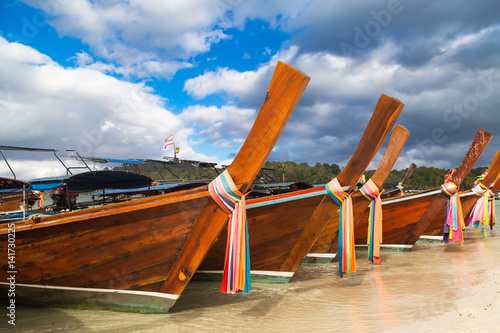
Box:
<box><xmin>387</xmin><ymin>265</ymin><xmax>500</xmax><ymax>333</ymax></box>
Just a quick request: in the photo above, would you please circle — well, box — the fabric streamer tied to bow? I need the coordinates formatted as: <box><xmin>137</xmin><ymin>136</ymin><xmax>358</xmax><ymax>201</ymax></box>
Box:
<box><xmin>208</xmin><ymin>170</ymin><xmax>251</xmax><ymax>293</ymax></box>
<box><xmin>396</xmin><ymin>182</ymin><xmax>404</xmax><ymax>196</ymax></box>
<box><xmin>326</xmin><ymin>178</ymin><xmax>356</xmax><ymax>278</ymax></box>
<box><xmin>468</xmin><ymin>183</ymin><xmax>495</xmax><ymax>229</ymax></box>
<box><xmin>360</xmin><ymin>179</ymin><xmax>382</xmax><ymax>264</ymax></box>
<box><xmin>440</xmin><ymin>179</ymin><xmax>464</xmax><ymax>244</ymax></box>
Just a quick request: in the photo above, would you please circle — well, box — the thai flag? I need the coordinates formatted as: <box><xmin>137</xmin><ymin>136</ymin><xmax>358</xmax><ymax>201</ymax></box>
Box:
<box><xmin>164</xmin><ymin>134</ymin><xmax>174</xmax><ymax>149</ymax></box>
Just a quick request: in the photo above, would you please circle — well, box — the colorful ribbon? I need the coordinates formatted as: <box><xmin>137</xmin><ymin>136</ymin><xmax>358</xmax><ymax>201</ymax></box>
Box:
<box><xmin>326</xmin><ymin>178</ymin><xmax>356</xmax><ymax>277</ymax></box>
<box><xmin>468</xmin><ymin>183</ymin><xmax>495</xmax><ymax>229</ymax></box>
<box><xmin>396</xmin><ymin>182</ymin><xmax>404</xmax><ymax>196</ymax></box>
<box><xmin>208</xmin><ymin>170</ymin><xmax>251</xmax><ymax>294</ymax></box>
<box><xmin>360</xmin><ymin>179</ymin><xmax>382</xmax><ymax>264</ymax></box>
<box><xmin>440</xmin><ymin>181</ymin><xmax>464</xmax><ymax>244</ymax></box>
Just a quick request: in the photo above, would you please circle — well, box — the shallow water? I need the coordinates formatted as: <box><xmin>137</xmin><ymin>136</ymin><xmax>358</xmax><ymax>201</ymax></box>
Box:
<box><xmin>2</xmin><ymin>203</ymin><xmax>500</xmax><ymax>332</ymax></box>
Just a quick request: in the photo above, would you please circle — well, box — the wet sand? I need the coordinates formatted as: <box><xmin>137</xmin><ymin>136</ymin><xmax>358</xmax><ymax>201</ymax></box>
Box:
<box><xmin>2</xmin><ymin>207</ymin><xmax>500</xmax><ymax>332</ymax></box>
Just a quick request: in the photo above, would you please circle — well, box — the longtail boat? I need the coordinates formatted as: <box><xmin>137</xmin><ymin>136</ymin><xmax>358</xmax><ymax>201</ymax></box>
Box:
<box><xmin>464</xmin><ymin>167</ymin><xmax>500</xmax><ymax>230</ymax></box>
<box><xmin>380</xmin><ymin>163</ymin><xmax>417</xmax><ymax>199</ymax></box>
<box><xmin>197</xmin><ymin>95</ymin><xmax>405</xmax><ymax>282</ymax></box>
<box><xmin>353</xmin><ymin>128</ymin><xmax>492</xmax><ymax>250</ymax></box>
<box><xmin>0</xmin><ymin>61</ymin><xmax>310</xmax><ymax>313</ymax></box>
<box><xmin>308</xmin><ymin>125</ymin><xmax>409</xmax><ymax>262</ymax></box>
<box><xmin>0</xmin><ymin>177</ymin><xmax>33</xmax><ymax>213</ymax></box>
<box><xmin>422</xmin><ymin>151</ymin><xmax>500</xmax><ymax>239</ymax></box>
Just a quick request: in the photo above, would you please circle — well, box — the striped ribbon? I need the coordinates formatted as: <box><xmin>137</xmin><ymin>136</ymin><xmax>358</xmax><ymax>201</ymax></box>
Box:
<box><xmin>396</xmin><ymin>182</ymin><xmax>404</xmax><ymax>196</ymax></box>
<box><xmin>326</xmin><ymin>178</ymin><xmax>356</xmax><ymax>277</ymax></box>
<box><xmin>360</xmin><ymin>179</ymin><xmax>382</xmax><ymax>264</ymax></box>
<box><xmin>440</xmin><ymin>181</ymin><xmax>464</xmax><ymax>244</ymax></box>
<box><xmin>208</xmin><ymin>170</ymin><xmax>251</xmax><ymax>294</ymax></box>
<box><xmin>468</xmin><ymin>183</ymin><xmax>493</xmax><ymax>228</ymax></box>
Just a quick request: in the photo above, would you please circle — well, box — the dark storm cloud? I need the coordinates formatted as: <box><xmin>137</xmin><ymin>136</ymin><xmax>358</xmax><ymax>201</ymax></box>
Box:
<box><xmin>288</xmin><ymin>1</ymin><xmax>500</xmax><ymax>63</ymax></box>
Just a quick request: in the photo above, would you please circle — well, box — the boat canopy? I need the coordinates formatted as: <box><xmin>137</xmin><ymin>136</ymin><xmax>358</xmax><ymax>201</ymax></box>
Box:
<box><xmin>29</xmin><ymin>170</ymin><xmax>153</xmax><ymax>192</ymax></box>
<box><xmin>0</xmin><ymin>177</ymin><xmax>30</xmax><ymax>195</ymax></box>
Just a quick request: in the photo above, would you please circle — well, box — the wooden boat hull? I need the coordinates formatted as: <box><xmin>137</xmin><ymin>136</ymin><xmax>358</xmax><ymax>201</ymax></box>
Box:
<box><xmin>0</xmin><ymin>187</ymin><xmax>212</xmax><ymax>312</ymax></box>
<box><xmin>312</xmin><ymin>129</ymin><xmax>492</xmax><ymax>256</ymax></box>
<box><xmin>354</xmin><ymin>188</ymin><xmax>441</xmax><ymax>249</ymax></box>
<box><xmin>421</xmin><ymin>190</ymin><xmax>478</xmax><ymax>239</ymax></box>
<box><xmin>198</xmin><ymin>186</ymin><xmax>328</xmax><ymax>282</ymax></box>
<box><xmin>308</xmin><ymin>125</ymin><xmax>410</xmax><ymax>261</ymax></box>
<box><xmin>198</xmin><ymin>98</ymin><xmax>406</xmax><ymax>281</ymax></box>
<box><xmin>0</xmin><ymin>193</ymin><xmax>38</xmax><ymax>212</ymax></box>
<box><xmin>0</xmin><ymin>194</ymin><xmax>24</xmax><ymax>212</ymax></box>
<box><xmin>0</xmin><ymin>61</ymin><xmax>311</xmax><ymax>312</ymax></box>
<box><xmin>423</xmin><ymin>151</ymin><xmax>500</xmax><ymax>238</ymax></box>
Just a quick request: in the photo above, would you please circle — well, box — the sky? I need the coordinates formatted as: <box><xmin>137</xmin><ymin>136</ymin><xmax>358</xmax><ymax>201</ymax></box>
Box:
<box><xmin>1</xmin><ymin>0</ymin><xmax>500</xmax><ymax>180</ymax></box>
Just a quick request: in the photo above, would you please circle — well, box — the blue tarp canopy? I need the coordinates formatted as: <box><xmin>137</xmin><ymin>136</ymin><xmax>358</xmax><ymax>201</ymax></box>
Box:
<box><xmin>30</xmin><ymin>170</ymin><xmax>153</xmax><ymax>192</ymax></box>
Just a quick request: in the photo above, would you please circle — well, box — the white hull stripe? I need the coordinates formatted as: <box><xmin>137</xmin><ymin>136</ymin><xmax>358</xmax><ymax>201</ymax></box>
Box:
<box><xmin>306</xmin><ymin>253</ymin><xmax>337</xmax><ymax>258</ymax></box>
<box><xmin>0</xmin><ymin>282</ymin><xmax>179</xmax><ymax>300</ymax></box>
<box><xmin>355</xmin><ymin>244</ymin><xmax>413</xmax><ymax>249</ymax></box>
<box><xmin>196</xmin><ymin>270</ymin><xmax>294</xmax><ymax>278</ymax></box>
<box><xmin>419</xmin><ymin>235</ymin><xmax>443</xmax><ymax>241</ymax></box>
<box><xmin>383</xmin><ymin>189</ymin><xmax>441</xmax><ymax>205</ymax></box>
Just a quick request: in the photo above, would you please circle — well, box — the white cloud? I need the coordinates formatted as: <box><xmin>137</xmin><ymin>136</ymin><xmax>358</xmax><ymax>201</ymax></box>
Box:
<box><xmin>0</xmin><ymin>37</ymin><xmax>269</xmax><ymax>178</ymax></box>
<box><xmin>180</xmin><ymin>105</ymin><xmax>255</xmax><ymax>147</ymax></box>
<box><xmin>19</xmin><ymin>0</ymin><xmax>234</xmax><ymax>79</ymax></box>
<box><xmin>183</xmin><ymin>66</ymin><xmax>265</xmax><ymax>100</ymax></box>
<box><xmin>183</xmin><ymin>46</ymin><xmax>299</xmax><ymax>100</ymax></box>
<box><xmin>0</xmin><ymin>40</ymin><xmax>181</xmax><ymax>160</ymax></box>
<box><xmin>7</xmin><ymin>1</ymin><xmax>500</xmax><ymax>171</ymax></box>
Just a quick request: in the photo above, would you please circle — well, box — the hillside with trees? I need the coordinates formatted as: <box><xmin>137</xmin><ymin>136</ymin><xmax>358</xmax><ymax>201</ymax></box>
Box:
<box><xmin>258</xmin><ymin>161</ymin><xmax>487</xmax><ymax>191</ymax></box>
<box><xmin>113</xmin><ymin>159</ymin><xmax>489</xmax><ymax>192</ymax></box>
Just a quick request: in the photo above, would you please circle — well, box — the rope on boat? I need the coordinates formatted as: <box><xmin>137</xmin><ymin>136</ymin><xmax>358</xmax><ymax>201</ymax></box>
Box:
<box><xmin>326</xmin><ymin>178</ymin><xmax>356</xmax><ymax>278</ymax></box>
<box><xmin>360</xmin><ymin>179</ymin><xmax>382</xmax><ymax>264</ymax></box>
<box><xmin>208</xmin><ymin>170</ymin><xmax>251</xmax><ymax>294</ymax></box>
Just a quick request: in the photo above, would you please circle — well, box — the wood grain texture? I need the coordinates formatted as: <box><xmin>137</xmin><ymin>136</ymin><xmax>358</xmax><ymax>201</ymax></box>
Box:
<box><xmin>308</xmin><ymin>98</ymin><xmax>406</xmax><ymax>255</ymax></box>
<box><xmin>0</xmin><ymin>62</ymin><xmax>309</xmax><ymax>312</ymax></box>
<box><xmin>355</xmin><ymin>189</ymin><xmax>439</xmax><ymax>245</ymax></box>
<box><xmin>402</xmin><ymin>128</ymin><xmax>491</xmax><ymax>245</ymax></box>
<box><xmin>423</xmin><ymin>150</ymin><xmax>500</xmax><ymax>236</ymax></box>
<box><xmin>200</xmin><ymin>95</ymin><xmax>405</xmax><ymax>276</ymax></box>
<box><xmin>0</xmin><ymin>193</ymin><xmax>38</xmax><ymax>212</ymax></box>
<box><xmin>0</xmin><ymin>194</ymin><xmax>23</xmax><ymax>212</ymax></box>
<box><xmin>228</xmin><ymin>61</ymin><xmax>310</xmax><ymax>193</ymax></box>
<box><xmin>337</xmin><ymin>95</ymin><xmax>405</xmax><ymax>190</ymax></box>
<box><xmin>313</xmin><ymin>125</ymin><xmax>410</xmax><ymax>255</ymax></box>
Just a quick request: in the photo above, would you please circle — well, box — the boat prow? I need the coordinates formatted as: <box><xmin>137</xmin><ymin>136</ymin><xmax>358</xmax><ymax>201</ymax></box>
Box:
<box><xmin>0</xmin><ymin>61</ymin><xmax>310</xmax><ymax>313</ymax></box>
<box><xmin>198</xmin><ymin>94</ymin><xmax>405</xmax><ymax>281</ymax></box>
<box><xmin>309</xmin><ymin>124</ymin><xmax>410</xmax><ymax>261</ymax></box>
<box><xmin>355</xmin><ymin>128</ymin><xmax>492</xmax><ymax>250</ymax></box>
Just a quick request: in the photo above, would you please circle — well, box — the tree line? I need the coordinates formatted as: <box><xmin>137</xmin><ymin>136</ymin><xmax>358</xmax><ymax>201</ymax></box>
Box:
<box><xmin>114</xmin><ymin>160</ymin><xmax>489</xmax><ymax>192</ymax></box>
<box><xmin>259</xmin><ymin>161</ymin><xmax>487</xmax><ymax>191</ymax></box>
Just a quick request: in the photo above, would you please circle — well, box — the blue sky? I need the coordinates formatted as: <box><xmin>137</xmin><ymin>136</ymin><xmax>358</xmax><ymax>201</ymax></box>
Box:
<box><xmin>1</xmin><ymin>0</ymin><xmax>500</xmax><ymax>180</ymax></box>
